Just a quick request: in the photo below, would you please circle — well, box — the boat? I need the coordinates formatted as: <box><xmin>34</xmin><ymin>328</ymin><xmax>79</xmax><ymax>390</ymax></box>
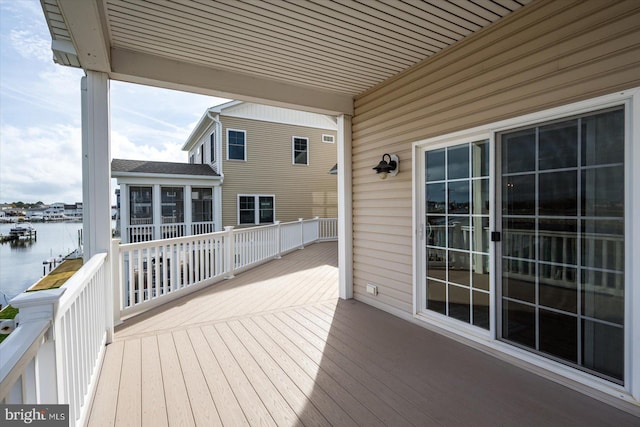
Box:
<box><xmin>9</xmin><ymin>223</ymin><xmax>36</xmax><ymax>239</ymax></box>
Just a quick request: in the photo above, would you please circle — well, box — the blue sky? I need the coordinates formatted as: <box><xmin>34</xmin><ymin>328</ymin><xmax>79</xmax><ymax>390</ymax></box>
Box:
<box><xmin>0</xmin><ymin>0</ymin><xmax>229</xmax><ymax>204</ymax></box>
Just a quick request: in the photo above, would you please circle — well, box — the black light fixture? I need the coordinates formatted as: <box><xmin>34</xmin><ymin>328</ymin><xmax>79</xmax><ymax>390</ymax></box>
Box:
<box><xmin>373</xmin><ymin>153</ymin><xmax>399</xmax><ymax>179</ymax></box>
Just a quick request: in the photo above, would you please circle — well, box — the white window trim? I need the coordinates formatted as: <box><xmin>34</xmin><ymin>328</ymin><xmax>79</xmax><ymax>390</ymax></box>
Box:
<box><xmin>237</xmin><ymin>194</ymin><xmax>275</xmax><ymax>225</ymax></box>
<box><xmin>227</xmin><ymin>128</ymin><xmax>247</xmax><ymax>161</ymax></box>
<box><xmin>322</xmin><ymin>134</ymin><xmax>335</xmax><ymax>144</ymax></box>
<box><xmin>292</xmin><ymin>136</ymin><xmax>309</xmax><ymax>165</ymax></box>
<box><xmin>411</xmin><ymin>87</ymin><xmax>640</xmax><ymax>404</ymax></box>
<box><xmin>209</xmin><ymin>132</ymin><xmax>216</xmax><ymax>164</ymax></box>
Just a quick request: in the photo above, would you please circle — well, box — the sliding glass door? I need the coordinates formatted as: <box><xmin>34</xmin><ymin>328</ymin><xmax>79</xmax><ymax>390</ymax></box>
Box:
<box><xmin>424</xmin><ymin>140</ymin><xmax>491</xmax><ymax>329</ymax></box>
<box><xmin>498</xmin><ymin>107</ymin><xmax>625</xmax><ymax>382</ymax></box>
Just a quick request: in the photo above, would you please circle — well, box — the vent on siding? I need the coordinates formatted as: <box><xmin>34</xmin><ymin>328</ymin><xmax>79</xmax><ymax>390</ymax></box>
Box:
<box><xmin>322</xmin><ymin>134</ymin><xmax>335</xmax><ymax>144</ymax></box>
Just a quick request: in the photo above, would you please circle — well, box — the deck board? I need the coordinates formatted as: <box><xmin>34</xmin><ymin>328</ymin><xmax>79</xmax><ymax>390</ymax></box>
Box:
<box><xmin>88</xmin><ymin>242</ymin><xmax>640</xmax><ymax>426</ymax></box>
<box><xmin>140</xmin><ymin>336</ymin><xmax>167</xmax><ymax>427</ymax></box>
<box><xmin>115</xmin><ymin>340</ymin><xmax>141</xmax><ymax>427</ymax></box>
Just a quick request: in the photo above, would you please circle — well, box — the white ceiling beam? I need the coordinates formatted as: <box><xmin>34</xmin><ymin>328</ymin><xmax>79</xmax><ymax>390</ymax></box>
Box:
<box><xmin>109</xmin><ymin>48</ymin><xmax>354</xmax><ymax>115</ymax></box>
<box><xmin>57</xmin><ymin>0</ymin><xmax>111</xmax><ymax>72</ymax></box>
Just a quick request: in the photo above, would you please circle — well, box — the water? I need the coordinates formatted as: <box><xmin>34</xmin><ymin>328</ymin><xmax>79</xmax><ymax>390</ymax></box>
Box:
<box><xmin>0</xmin><ymin>222</ymin><xmax>83</xmax><ymax>304</ymax></box>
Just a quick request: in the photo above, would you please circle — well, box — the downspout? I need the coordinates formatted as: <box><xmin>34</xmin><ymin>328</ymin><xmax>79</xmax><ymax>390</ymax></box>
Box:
<box><xmin>206</xmin><ymin>108</ymin><xmax>224</xmax><ymax>231</ymax></box>
<box><xmin>206</xmin><ymin>108</ymin><xmax>223</xmax><ymax>177</ymax></box>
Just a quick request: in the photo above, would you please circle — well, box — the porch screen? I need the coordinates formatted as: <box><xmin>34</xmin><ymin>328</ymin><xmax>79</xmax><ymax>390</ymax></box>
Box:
<box><xmin>192</xmin><ymin>188</ymin><xmax>213</xmax><ymax>222</ymax></box>
<box><xmin>130</xmin><ymin>186</ymin><xmax>152</xmax><ymax>224</ymax></box>
<box><xmin>499</xmin><ymin>107</ymin><xmax>625</xmax><ymax>382</ymax></box>
<box><xmin>161</xmin><ymin>186</ymin><xmax>184</xmax><ymax>223</ymax></box>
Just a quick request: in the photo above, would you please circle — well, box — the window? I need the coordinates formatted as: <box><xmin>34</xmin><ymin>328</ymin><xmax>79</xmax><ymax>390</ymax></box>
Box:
<box><xmin>322</xmin><ymin>134</ymin><xmax>335</xmax><ymax>144</ymax></box>
<box><xmin>238</xmin><ymin>195</ymin><xmax>274</xmax><ymax>225</ymax></box>
<box><xmin>227</xmin><ymin>129</ymin><xmax>246</xmax><ymax>161</ymax></box>
<box><xmin>425</xmin><ymin>140</ymin><xmax>490</xmax><ymax>330</ymax></box>
<box><xmin>498</xmin><ymin>107</ymin><xmax>625</xmax><ymax>382</ymax></box>
<box><xmin>210</xmin><ymin>132</ymin><xmax>216</xmax><ymax>163</ymax></box>
<box><xmin>189</xmin><ymin>154</ymin><xmax>194</xmax><ymax>164</ymax></box>
<box><xmin>292</xmin><ymin>136</ymin><xmax>309</xmax><ymax>165</ymax></box>
<box><xmin>199</xmin><ymin>145</ymin><xmax>204</xmax><ymax>164</ymax></box>
<box><xmin>161</xmin><ymin>186</ymin><xmax>184</xmax><ymax>223</ymax></box>
<box><xmin>129</xmin><ymin>186</ymin><xmax>153</xmax><ymax>224</ymax></box>
<box><xmin>192</xmin><ymin>188</ymin><xmax>213</xmax><ymax>222</ymax></box>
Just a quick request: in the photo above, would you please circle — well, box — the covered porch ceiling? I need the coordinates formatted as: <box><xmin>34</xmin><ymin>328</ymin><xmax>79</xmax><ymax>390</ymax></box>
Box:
<box><xmin>41</xmin><ymin>0</ymin><xmax>531</xmax><ymax>114</ymax></box>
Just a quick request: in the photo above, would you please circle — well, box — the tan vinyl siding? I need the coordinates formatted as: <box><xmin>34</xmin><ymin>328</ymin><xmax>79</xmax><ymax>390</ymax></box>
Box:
<box><xmin>221</xmin><ymin>117</ymin><xmax>337</xmax><ymax>227</ymax></box>
<box><xmin>351</xmin><ymin>0</ymin><xmax>640</xmax><ymax>313</ymax></box>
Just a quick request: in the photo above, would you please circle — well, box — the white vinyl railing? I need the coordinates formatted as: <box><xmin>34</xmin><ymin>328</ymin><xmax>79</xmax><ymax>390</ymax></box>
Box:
<box><xmin>127</xmin><ymin>224</ymin><xmax>154</xmax><ymax>243</ymax></box>
<box><xmin>114</xmin><ymin>217</ymin><xmax>338</xmax><ymax>322</ymax></box>
<box><xmin>0</xmin><ymin>252</ymin><xmax>111</xmax><ymax>427</ymax></box>
<box><xmin>160</xmin><ymin>222</ymin><xmax>185</xmax><ymax>239</ymax></box>
<box><xmin>0</xmin><ymin>218</ymin><xmax>338</xmax><ymax>426</ymax></box>
<box><xmin>192</xmin><ymin>221</ymin><xmax>215</xmax><ymax>235</ymax></box>
<box><xmin>124</xmin><ymin>222</ymin><xmax>216</xmax><ymax>243</ymax></box>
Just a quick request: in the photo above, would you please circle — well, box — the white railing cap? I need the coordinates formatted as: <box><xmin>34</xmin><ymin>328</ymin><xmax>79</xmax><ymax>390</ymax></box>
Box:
<box><xmin>10</xmin><ymin>288</ymin><xmax>66</xmax><ymax>309</ymax></box>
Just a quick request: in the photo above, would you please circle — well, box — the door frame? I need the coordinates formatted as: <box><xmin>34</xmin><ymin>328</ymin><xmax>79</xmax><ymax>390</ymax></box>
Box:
<box><xmin>412</xmin><ymin>87</ymin><xmax>640</xmax><ymax>401</ymax></box>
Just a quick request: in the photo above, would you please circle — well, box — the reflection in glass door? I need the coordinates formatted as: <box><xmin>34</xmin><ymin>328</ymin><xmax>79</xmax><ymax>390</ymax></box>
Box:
<box><xmin>498</xmin><ymin>107</ymin><xmax>625</xmax><ymax>382</ymax></box>
<box><xmin>425</xmin><ymin>140</ymin><xmax>490</xmax><ymax>329</ymax></box>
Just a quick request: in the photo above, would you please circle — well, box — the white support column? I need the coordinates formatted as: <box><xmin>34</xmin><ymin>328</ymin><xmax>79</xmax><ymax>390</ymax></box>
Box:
<box><xmin>214</xmin><ymin>185</ymin><xmax>223</xmax><ymax>232</ymax></box>
<box><xmin>337</xmin><ymin>114</ymin><xmax>353</xmax><ymax>299</ymax></box>
<box><xmin>81</xmin><ymin>72</ymin><xmax>111</xmax><ymax>260</ymax></box>
<box><xmin>120</xmin><ymin>184</ymin><xmax>129</xmax><ymax>243</ymax></box>
<box><xmin>153</xmin><ymin>184</ymin><xmax>161</xmax><ymax>240</ymax></box>
<box><xmin>185</xmin><ymin>185</ymin><xmax>192</xmax><ymax>236</ymax></box>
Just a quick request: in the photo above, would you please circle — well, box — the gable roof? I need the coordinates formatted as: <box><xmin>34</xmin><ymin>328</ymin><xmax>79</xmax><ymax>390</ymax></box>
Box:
<box><xmin>182</xmin><ymin>101</ymin><xmax>338</xmax><ymax>152</ymax></box>
<box><xmin>111</xmin><ymin>159</ymin><xmax>220</xmax><ymax>178</ymax></box>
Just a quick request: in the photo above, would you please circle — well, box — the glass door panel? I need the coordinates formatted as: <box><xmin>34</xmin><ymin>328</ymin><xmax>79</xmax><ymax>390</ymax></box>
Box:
<box><xmin>498</xmin><ymin>107</ymin><xmax>625</xmax><ymax>382</ymax></box>
<box><xmin>425</xmin><ymin>140</ymin><xmax>490</xmax><ymax>330</ymax></box>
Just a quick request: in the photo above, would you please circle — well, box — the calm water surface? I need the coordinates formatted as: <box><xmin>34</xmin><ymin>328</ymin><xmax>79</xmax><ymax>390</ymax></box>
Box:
<box><xmin>0</xmin><ymin>222</ymin><xmax>83</xmax><ymax>304</ymax></box>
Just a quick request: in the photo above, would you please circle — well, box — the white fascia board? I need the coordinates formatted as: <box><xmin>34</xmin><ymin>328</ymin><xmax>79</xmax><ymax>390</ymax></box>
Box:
<box><xmin>112</xmin><ymin>173</ymin><xmax>222</xmax><ymax>186</ymax></box>
<box><xmin>219</xmin><ymin>102</ymin><xmax>338</xmax><ymax>130</ymax></box>
<box><xmin>209</xmin><ymin>100</ymin><xmax>244</xmax><ymax>114</ymax></box>
<box><xmin>182</xmin><ymin>111</ymin><xmax>216</xmax><ymax>152</ymax></box>
<box><xmin>57</xmin><ymin>0</ymin><xmax>111</xmax><ymax>72</ymax></box>
<box><xmin>109</xmin><ymin>48</ymin><xmax>354</xmax><ymax>116</ymax></box>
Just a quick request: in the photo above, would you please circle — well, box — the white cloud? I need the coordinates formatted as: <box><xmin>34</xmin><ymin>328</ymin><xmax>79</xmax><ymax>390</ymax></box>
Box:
<box><xmin>111</xmin><ymin>130</ymin><xmax>184</xmax><ymax>162</ymax></box>
<box><xmin>0</xmin><ymin>1</ymin><xmax>231</xmax><ymax>206</ymax></box>
<box><xmin>9</xmin><ymin>28</ymin><xmax>51</xmax><ymax>62</ymax></box>
<box><xmin>0</xmin><ymin>124</ymin><xmax>82</xmax><ymax>203</ymax></box>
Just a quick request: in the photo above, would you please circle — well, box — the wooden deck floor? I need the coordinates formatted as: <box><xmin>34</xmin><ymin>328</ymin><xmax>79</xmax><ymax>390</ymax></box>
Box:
<box><xmin>88</xmin><ymin>242</ymin><xmax>639</xmax><ymax>426</ymax></box>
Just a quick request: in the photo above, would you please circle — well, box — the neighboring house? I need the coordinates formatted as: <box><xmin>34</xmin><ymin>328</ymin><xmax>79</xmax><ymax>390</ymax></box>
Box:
<box><xmin>182</xmin><ymin>101</ymin><xmax>338</xmax><ymax>227</ymax></box>
<box><xmin>111</xmin><ymin>159</ymin><xmax>222</xmax><ymax>243</ymax></box>
<box><xmin>112</xmin><ymin>101</ymin><xmax>337</xmax><ymax>243</ymax></box>
<box><xmin>64</xmin><ymin>202</ymin><xmax>83</xmax><ymax>219</ymax></box>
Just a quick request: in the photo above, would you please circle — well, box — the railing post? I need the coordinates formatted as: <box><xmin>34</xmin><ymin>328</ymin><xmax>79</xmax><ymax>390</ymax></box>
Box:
<box><xmin>274</xmin><ymin>221</ymin><xmax>282</xmax><ymax>259</ymax></box>
<box><xmin>110</xmin><ymin>239</ymin><xmax>122</xmax><ymax>339</ymax></box>
<box><xmin>314</xmin><ymin>216</ymin><xmax>320</xmax><ymax>243</ymax></box>
<box><xmin>9</xmin><ymin>288</ymin><xmax>66</xmax><ymax>404</ymax></box>
<box><xmin>224</xmin><ymin>226</ymin><xmax>235</xmax><ymax>279</ymax></box>
<box><xmin>299</xmin><ymin>218</ymin><xmax>304</xmax><ymax>249</ymax></box>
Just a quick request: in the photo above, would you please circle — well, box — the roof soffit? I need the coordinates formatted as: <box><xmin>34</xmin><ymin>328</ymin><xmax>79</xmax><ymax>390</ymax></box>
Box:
<box><xmin>41</xmin><ymin>0</ymin><xmax>531</xmax><ymax>114</ymax></box>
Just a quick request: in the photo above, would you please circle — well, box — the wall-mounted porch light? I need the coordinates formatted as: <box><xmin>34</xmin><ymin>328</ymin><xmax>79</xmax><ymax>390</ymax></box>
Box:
<box><xmin>373</xmin><ymin>153</ymin><xmax>399</xmax><ymax>179</ymax></box>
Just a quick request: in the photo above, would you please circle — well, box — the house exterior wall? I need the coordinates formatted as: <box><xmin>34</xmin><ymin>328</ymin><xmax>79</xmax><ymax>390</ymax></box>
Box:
<box><xmin>351</xmin><ymin>0</ymin><xmax>640</xmax><ymax>313</ymax></box>
<box><xmin>220</xmin><ymin>116</ymin><xmax>338</xmax><ymax>227</ymax></box>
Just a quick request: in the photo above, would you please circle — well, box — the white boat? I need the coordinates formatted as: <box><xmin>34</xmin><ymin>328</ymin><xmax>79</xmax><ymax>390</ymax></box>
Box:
<box><xmin>9</xmin><ymin>223</ymin><xmax>36</xmax><ymax>239</ymax></box>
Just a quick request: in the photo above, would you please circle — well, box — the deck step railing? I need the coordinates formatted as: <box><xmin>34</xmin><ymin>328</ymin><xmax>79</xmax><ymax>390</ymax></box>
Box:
<box><xmin>0</xmin><ymin>252</ymin><xmax>111</xmax><ymax>427</ymax></box>
<box><xmin>115</xmin><ymin>217</ymin><xmax>338</xmax><ymax>322</ymax></box>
